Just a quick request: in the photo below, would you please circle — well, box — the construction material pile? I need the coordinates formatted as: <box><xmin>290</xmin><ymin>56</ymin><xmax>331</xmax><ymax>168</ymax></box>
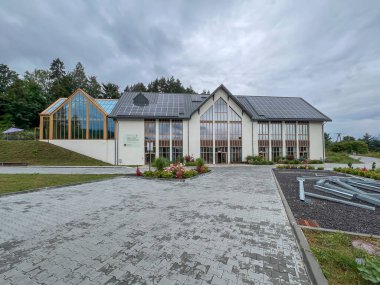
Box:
<box><xmin>297</xmin><ymin>175</ymin><xmax>380</xmax><ymax>211</ymax></box>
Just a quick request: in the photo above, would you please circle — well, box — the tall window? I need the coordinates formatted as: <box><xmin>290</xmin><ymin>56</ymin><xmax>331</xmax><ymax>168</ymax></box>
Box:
<box><xmin>107</xmin><ymin>118</ymin><xmax>115</xmax><ymax>139</ymax></box>
<box><xmin>214</xmin><ymin>99</ymin><xmax>228</xmax><ymax>164</ymax></box>
<box><xmin>271</xmin><ymin>122</ymin><xmax>282</xmax><ymax>161</ymax></box>
<box><xmin>229</xmin><ymin>107</ymin><xmax>242</xmax><ymax>162</ymax></box>
<box><xmin>71</xmin><ymin>94</ymin><xmax>87</xmax><ymax>139</ymax></box>
<box><xmin>159</xmin><ymin>119</ymin><xmax>170</xmax><ymax>160</ymax></box>
<box><xmin>144</xmin><ymin>120</ymin><xmax>156</xmax><ymax>164</ymax></box>
<box><xmin>42</xmin><ymin>117</ymin><xmax>50</xmax><ymax>139</ymax></box>
<box><xmin>172</xmin><ymin>120</ymin><xmax>183</xmax><ymax>161</ymax></box>
<box><xmin>53</xmin><ymin>104</ymin><xmax>69</xmax><ymax>139</ymax></box>
<box><xmin>88</xmin><ymin>104</ymin><xmax>104</xmax><ymax>139</ymax></box>
<box><xmin>258</xmin><ymin>122</ymin><xmax>269</xmax><ymax>160</ymax></box>
<box><xmin>285</xmin><ymin>122</ymin><xmax>296</xmax><ymax>159</ymax></box>
<box><xmin>200</xmin><ymin>106</ymin><xmax>213</xmax><ymax>163</ymax></box>
<box><xmin>298</xmin><ymin>122</ymin><xmax>309</xmax><ymax>159</ymax></box>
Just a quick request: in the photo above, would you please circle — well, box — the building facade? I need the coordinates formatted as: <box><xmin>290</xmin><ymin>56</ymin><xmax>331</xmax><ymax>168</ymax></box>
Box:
<box><xmin>39</xmin><ymin>85</ymin><xmax>331</xmax><ymax>165</ymax></box>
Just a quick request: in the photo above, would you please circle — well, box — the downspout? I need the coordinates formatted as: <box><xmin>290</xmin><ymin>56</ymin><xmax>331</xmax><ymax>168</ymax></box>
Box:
<box><xmin>187</xmin><ymin>120</ymin><xmax>190</xmax><ymax>155</ymax></box>
<box><xmin>322</xmin><ymin>121</ymin><xmax>326</xmax><ymax>161</ymax></box>
<box><xmin>115</xmin><ymin>120</ymin><xmax>119</xmax><ymax>165</ymax></box>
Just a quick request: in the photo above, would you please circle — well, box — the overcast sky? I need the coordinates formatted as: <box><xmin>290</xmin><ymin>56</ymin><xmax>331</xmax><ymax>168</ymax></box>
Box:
<box><xmin>1</xmin><ymin>0</ymin><xmax>379</xmax><ymax>138</ymax></box>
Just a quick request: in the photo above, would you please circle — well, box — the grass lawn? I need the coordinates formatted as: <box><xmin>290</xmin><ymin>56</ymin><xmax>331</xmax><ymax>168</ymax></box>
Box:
<box><xmin>0</xmin><ymin>140</ymin><xmax>109</xmax><ymax>166</ymax></box>
<box><xmin>0</xmin><ymin>174</ymin><xmax>121</xmax><ymax>195</ymax></box>
<box><xmin>325</xmin><ymin>150</ymin><xmax>361</xmax><ymax>164</ymax></box>
<box><xmin>365</xmin><ymin>152</ymin><xmax>380</xmax><ymax>159</ymax></box>
<box><xmin>304</xmin><ymin>229</ymin><xmax>380</xmax><ymax>285</ymax></box>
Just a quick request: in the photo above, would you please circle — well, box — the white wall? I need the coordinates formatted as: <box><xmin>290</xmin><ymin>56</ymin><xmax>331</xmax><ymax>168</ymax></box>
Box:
<box><xmin>117</xmin><ymin>119</ymin><xmax>145</xmax><ymax>165</ymax></box>
<box><xmin>48</xmin><ymin>140</ymin><xmax>116</xmax><ymax>164</ymax></box>
<box><xmin>309</xmin><ymin>122</ymin><xmax>324</xmax><ymax>160</ymax></box>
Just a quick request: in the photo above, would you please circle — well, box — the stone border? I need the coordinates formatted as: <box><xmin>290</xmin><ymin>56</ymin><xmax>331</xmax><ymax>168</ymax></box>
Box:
<box><xmin>271</xmin><ymin>169</ymin><xmax>328</xmax><ymax>285</ymax></box>
<box><xmin>0</xmin><ymin>176</ymin><xmax>125</xmax><ymax>198</ymax></box>
<box><xmin>300</xmin><ymin>225</ymin><xmax>380</xmax><ymax>239</ymax></box>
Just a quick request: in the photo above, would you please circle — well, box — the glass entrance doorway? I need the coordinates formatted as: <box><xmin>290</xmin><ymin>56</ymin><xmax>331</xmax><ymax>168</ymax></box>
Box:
<box><xmin>216</xmin><ymin>147</ymin><xmax>227</xmax><ymax>164</ymax></box>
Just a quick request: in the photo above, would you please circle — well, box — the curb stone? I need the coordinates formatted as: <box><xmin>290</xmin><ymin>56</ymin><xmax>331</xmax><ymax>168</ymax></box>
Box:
<box><xmin>300</xmin><ymin>225</ymin><xmax>380</xmax><ymax>239</ymax></box>
<box><xmin>271</xmin><ymin>169</ymin><xmax>328</xmax><ymax>285</ymax></box>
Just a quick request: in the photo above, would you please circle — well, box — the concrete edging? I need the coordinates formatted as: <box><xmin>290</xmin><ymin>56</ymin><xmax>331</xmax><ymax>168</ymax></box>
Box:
<box><xmin>271</xmin><ymin>169</ymin><xmax>328</xmax><ymax>285</ymax></box>
<box><xmin>300</xmin><ymin>225</ymin><xmax>380</xmax><ymax>239</ymax></box>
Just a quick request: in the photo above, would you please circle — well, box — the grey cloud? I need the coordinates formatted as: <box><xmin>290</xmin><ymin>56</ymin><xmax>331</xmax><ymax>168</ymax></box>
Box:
<box><xmin>0</xmin><ymin>0</ymin><xmax>380</xmax><ymax>137</ymax></box>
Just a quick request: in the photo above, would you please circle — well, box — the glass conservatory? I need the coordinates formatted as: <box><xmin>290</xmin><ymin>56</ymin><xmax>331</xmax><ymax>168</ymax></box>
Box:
<box><xmin>39</xmin><ymin>90</ymin><xmax>117</xmax><ymax>140</ymax></box>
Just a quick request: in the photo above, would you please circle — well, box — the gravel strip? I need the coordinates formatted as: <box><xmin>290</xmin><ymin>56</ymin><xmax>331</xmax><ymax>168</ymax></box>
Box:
<box><xmin>273</xmin><ymin>169</ymin><xmax>380</xmax><ymax>235</ymax></box>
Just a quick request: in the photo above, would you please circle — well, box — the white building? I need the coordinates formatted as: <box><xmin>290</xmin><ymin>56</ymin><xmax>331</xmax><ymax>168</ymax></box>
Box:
<box><xmin>39</xmin><ymin>85</ymin><xmax>331</xmax><ymax>165</ymax></box>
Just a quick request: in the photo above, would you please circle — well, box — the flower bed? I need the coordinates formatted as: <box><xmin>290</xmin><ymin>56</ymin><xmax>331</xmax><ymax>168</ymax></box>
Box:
<box><xmin>138</xmin><ymin>157</ymin><xmax>209</xmax><ymax>180</ymax></box>
<box><xmin>333</xmin><ymin>167</ymin><xmax>380</xmax><ymax>180</ymax></box>
<box><xmin>276</xmin><ymin>159</ymin><xmax>323</xmax><ymax>165</ymax></box>
<box><xmin>276</xmin><ymin>164</ymin><xmax>324</xmax><ymax>170</ymax></box>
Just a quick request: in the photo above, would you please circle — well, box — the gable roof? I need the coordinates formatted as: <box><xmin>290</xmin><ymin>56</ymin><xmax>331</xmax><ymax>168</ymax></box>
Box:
<box><xmin>110</xmin><ymin>85</ymin><xmax>331</xmax><ymax>121</ymax></box>
<box><xmin>40</xmin><ymin>89</ymin><xmax>118</xmax><ymax>116</ymax></box>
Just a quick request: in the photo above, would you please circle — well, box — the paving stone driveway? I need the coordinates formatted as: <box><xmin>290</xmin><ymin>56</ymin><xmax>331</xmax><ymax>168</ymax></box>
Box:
<box><xmin>0</xmin><ymin>167</ymin><xmax>310</xmax><ymax>285</ymax></box>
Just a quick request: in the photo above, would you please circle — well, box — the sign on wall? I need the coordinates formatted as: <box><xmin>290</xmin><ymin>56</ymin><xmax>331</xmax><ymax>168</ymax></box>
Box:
<box><xmin>123</xmin><ymin>134</ymin><xmax>140</xmax><ymax>148</ymax></box>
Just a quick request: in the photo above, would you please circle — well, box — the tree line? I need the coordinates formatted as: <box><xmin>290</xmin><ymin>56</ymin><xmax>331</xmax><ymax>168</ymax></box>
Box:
<box><xmin>0</xmin><ymin>59</ymin><xmax>208</xmax><ymax>130</ymax></box>
<box><xmin>325</xmin><ymin>133</ymin><xmax>380</xmax><ymax>153</ymax></box>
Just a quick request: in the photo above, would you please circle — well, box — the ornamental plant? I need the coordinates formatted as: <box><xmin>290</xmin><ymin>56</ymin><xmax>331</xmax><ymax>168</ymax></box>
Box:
<box><xmin>357</xmin><ymin>256</ymin><xmax>380</xmax><ymax>284</ymax></box>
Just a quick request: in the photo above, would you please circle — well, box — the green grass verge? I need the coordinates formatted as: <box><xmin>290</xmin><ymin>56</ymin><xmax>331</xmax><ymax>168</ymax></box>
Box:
<box><xmin>0</xmin><ymin>174</ymin><xmax>121</xmax><ymax>195</ymax></box>
<box><xmin>303</xmin><ymin>229</ymin><xmax>380</xmax><ymax>285</ymax></box>
<box><xmin>0</xmin><ymin>140</ymin><xmax>109</xmax><ymax>166</ymax></box>
<box><xmin>325</xmin><ymin>150</ymin><xmax>361</xmax><ymax>164</ymax></box>
<box><xmin>364</xmin><ymin>152</ymin><xmax>380</xmax><ymax>159</ymax></box>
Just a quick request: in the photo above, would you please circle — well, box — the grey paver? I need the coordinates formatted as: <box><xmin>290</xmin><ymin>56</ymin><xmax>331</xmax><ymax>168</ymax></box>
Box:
<box><xmin>0</xmin><ymin>167</ymin><xmax>310</xmax><ymax>284</ymax></box>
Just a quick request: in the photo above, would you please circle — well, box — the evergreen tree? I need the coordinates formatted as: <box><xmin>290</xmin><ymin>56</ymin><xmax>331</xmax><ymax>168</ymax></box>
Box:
<box><xmin>87</xmin><ymin>76</ymin><xmax>102</xmax><ymax>98</ymax></box>
<box><xmin>49</xmin><ymin>58</ymin><xmax>65</xmax><ymax>80</ymax></box>
<box><xmin>102</xmin><ymin>83</ymin><xmax>120</xmax><ymax>99</ymax></box>
<box><xmin>124</xmin><ymin>82</ymin><xmax>147</xmax><ymax>92</ymax></box>
<box><xmin>70</xmin><ymin>62</ymin><xmax>88</xmax><ymax>90</ymax></box>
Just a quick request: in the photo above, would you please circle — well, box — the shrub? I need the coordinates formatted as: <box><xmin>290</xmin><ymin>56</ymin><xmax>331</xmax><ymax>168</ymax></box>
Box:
<box><xmin>143</xmin><ymin>170</ymin><xmax>154</xmax><ymax>177</ymax></box>
<box><xmin>357</xmin><ymin>256</ymin><xmax>380</xmax><ymax>284</ymax></box>
<box><xmin>185</xmin><ymin>161</ymin><xmax>197</xmax><ymax>166</ymax></box>
<box><xmin>334</xmin><ymin>167</ymin><xmax>380</xmax><ymax>180</ymax></box>
<box><xmin>330</xmin><ymin>140</ymin><xmax>368</xmax><ymax>154</ymax></box>
<box><xmin>161</xmin><ymin>171</ymin><xmax>174</xmax><ymax>179</ymax></box>
<box><xmin>317</xmin><ymin>167</ymin><xmax>324</xmax><ymax>170</ymax></box>
<box><xmin>195</xmin><ymin>157</ymin><xmax>205</xmax><ymax>167</ymax></box>
<box><xmin>246</xmin><ymin>155</ymin><xmax>274</xmax><ymax>165</ymax></box>
<box><xmin>197</xmin><ymin>165</ymin><xmax>209</xmax><ymax>174</ymax></box>
<box><xmin>178</xmin><ymin>156</ymin><xmax>185</xmax><ymax>163</ymax></box>
<box><xmin>136</xmin><ymin>167</ymin><xmax>142</xmax><ymax>176</ymax></box>
<box><xmin>153</xmin><ymin>157</ymin><xmax>168</xmax><ymax>171</ymax></box>
<box><xmin>183</xmin><ymin>169</ymin><xmax>198</xmax><ymax>178</ymax></box>
<box><xmin>184</xmin><ymin>155</ymin><xmax>194</xmax><ymax>162</ymax></box>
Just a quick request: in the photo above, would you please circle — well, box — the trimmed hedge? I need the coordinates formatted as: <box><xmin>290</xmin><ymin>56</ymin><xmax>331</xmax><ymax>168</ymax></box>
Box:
<box><xmin>333</xmin><ymin>167</ymin><xmax>380</xmax><ymax>180</ymax></box>
<box><xmin>246</xmin><ymin>155</ymin><xmax>274</xmax><ymax>165</ymax></box>
<box><xmin>276</xmin><ymin>165</ymin><xmax>322</xmax><ymax>170</ymax></box>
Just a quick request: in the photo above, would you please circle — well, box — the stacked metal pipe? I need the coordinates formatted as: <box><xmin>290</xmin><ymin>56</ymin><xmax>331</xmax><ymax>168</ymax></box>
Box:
<box><xmin>297</xmin><ymin>175</ymin><xmax>380</xmax><ymax>211</ymax></box>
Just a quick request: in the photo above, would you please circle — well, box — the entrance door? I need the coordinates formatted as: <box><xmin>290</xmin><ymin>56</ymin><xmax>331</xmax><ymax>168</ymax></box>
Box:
<box><xmin>216</xmin><ymin>148</ymin><xmax>227</xmax><ymax>164</ymax></box>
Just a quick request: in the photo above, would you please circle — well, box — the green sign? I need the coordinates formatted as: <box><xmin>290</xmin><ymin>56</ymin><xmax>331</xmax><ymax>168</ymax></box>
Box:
<box><xmin>124</xmin><ymin>134</ymin><xmax>140</xmax><ymax>148</ymax></box>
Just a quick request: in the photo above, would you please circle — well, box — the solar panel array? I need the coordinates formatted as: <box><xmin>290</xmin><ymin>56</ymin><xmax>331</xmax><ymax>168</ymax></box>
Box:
<box><xmin>44</xmin><ymin>98</ymin><xmax>66</xmax><ymax>114</ymax></box>
<box><xmin>241</xmin><ymin>96</ymin><xmax>330</xmax><ymax>120</ymax></box>
<box><xmin>110</xmin><ymin>90</ymin><xmax>329</xmax><ymax>121</ymax></box>
<box><xmin>95</xmin><ymin>99</ymin><xmax>118</xmax><ymax>114</ymax></box>
<box><xmin>112</xmin><ymin>92</ymin><xmax>194</xmax><ymax>118</ymax></box>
